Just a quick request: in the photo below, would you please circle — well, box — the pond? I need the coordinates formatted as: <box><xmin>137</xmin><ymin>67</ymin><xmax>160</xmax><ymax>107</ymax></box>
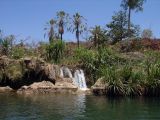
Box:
<box><xmin>0</xmin><ymin>93</ymin><xmax>160</xmax><ymax>120</ymax></box>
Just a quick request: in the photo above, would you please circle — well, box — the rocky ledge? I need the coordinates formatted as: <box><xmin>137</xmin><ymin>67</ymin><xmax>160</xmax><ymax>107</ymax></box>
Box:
<box><xmin>17</xmin><ymin>80</ymin><xmax>78</xmax><ymax>94</ymax></box>
<box><xmin>0</xmin><ymin>56</ymin><xmax>90</xmax><ymax>94</ymax></box>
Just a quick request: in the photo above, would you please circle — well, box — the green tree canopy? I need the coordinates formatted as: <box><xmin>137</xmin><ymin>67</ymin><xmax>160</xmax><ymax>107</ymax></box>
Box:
<box><xmin>107</xmin><ymin>10</ymin><xmax>140</xmax><ymax>44</ymax></box>
<box><xmin>69</xmin><ymin>13</ymin><xmax>87</xmax><ymax>48</ymax></box>
<box><xmin>56</xmin><ymin>11</ymin><xmax>69</xmax><ymax>41</ymax></box>
<box><xmin>121</xmin><ymin>0</ymin><xmax>146</xmax><ymax>37</ymax></box>
<box><xmin>90</xmin><ymin>25</ymin><xmax>108</xmax><ymax>48</ymax></box>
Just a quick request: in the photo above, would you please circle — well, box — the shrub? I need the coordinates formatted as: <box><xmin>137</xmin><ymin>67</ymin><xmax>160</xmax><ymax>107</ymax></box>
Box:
<box><xmin>11</xmin><ymin>47</ymin><xmax>25</xmax><ymax>59</ymax></box>
<box><xmin>75</xmin><ymin>47</ymin><xmax>98</xmax><ymax>82</ymax></box>
<box><xmin>0</xmin><ymin>38</ymin><xmax>10</xmax><ymax>56</ymax></box>
<box><xmin>103</xmin><ymin>67</ymin><xmax>125</xmax><ymax>96</ymax></box>
<box><xmin>121</xmin><ymin>65</ymin><xmax>132</xmax><ymax>83</ymax></box>
<box><xmin>5</xmin><ymin>63</ymin><xmax>23</xmax><ymax>81</ymax></box>
<box><xmin>144</xmin><ymin>62</ymin><xmax>160</xmax><ymax>96</ymax></box>
<box><xmin>46</xmin><ymin>40</ymin><xmax>65</xmax><ymax>63</ymax></box>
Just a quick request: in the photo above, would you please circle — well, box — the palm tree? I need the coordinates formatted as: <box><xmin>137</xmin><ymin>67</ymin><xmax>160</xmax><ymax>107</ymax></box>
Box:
<box><xmin>56</xmin><ymin>11</ymin><xmax>69</xmax><ymax>41</ymax></box>
<box><xmin>70</xmin><ymin>13</ymin><xmax>87</xmax><ymax>48</ymax></box>
<box><xmin>90</xmin><ymin>26</ymin><xmax>101</xmax><ymax>48</ymax></box>
<box><xmin>44</xmin><ymin>19</ymin><xmax>56</xmax><ymax>43</ymax></box>
<box><xmin>121</xmin><ymin>0</ymin><xmax>146</xmax><ymax>37</ymax></box>
<box><xmin>90</xmin><ymin>25</ymin><xmax>107</xmax><ymax>49</ymax></box>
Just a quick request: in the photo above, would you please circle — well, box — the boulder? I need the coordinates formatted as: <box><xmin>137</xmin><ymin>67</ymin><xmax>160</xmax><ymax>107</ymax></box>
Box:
<box><xmin>0</xmin><ymin>86</ymin><xmax>13</xmax><ymax>92</ymax></box>
<box><xmin>17</xmin><ymin>80</ymin><xmax>78</xmax><ymax>94</ymax></box>
<box><xmin>91</xmin><ymin>77</ymin><xmax>106</xmax><ymax>95</ymax></box>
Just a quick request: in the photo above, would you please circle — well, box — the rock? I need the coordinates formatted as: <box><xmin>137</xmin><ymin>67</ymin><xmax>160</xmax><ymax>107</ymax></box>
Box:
<box><xmin>93</xmin><ymin>77</ymin><xmax>106</xmax><ymax>88</ymax></box>
<box><xmin>0</xmin><ymin>86</ymin><xmax>13</xmax><ymax>92</ymax></box>
<box><xmin>44</xmin><ymin>64</ymin><xmax>60</xmax><ymax>82</ymax></box>
<box><xmin>24</xmin><ymin>57</ymin><xmax>31</xmax><ymax>64</ymax></box>
<box><xmin>17</xmin><ymin>81</ymin><xmax>78</xmax><ymax>94</ymax></box>
<box><xmin>0</xmin><ymin>56</ymin><xmax>10</xmax><ymax>67</ymax></box>
<box><xmin>55</xmin><ymin>81</ymin><xmax>77</xmax><ymax>89</ymax></box>
<box><xmin>91</xmin><ymin>77</ymin><xmax>106</xmax><ymax>95</ymax></box>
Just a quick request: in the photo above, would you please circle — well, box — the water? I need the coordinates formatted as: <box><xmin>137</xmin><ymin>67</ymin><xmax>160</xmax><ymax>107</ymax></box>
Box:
<box><xmin>60</xmin><ymin>67</ymin><xmax>87</xmax><ymax>90</ymax></box>
<box><xmin>0</xmin><ymin>93</ymin><xmax>160</xmax><ymax>120</ymax></box>
<box><xmin>60</xmin><ymin>67</ymin><xmax>73</xmax><ymax>78</ymax></box>
<box><xmin>73</xmin><ymin>70</ymin><xmax>87</xmax><ymax>90</ymax></box>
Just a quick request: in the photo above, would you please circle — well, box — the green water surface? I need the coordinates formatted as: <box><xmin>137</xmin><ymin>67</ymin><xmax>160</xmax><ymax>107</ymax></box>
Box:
<box><xmin>0</xmin><ymin>93</ymin><xmax>160</xmax><ymax>120</ymax></box>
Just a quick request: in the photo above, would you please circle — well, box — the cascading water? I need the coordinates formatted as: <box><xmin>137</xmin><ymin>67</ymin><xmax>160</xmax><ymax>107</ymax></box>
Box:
<box><xmin>73</xmin><ymin>69</ymin><xmax>87</xmax><ymax>90</ymax></box>
<box><xmin>60</xmin><ymin>67</ymin><xmax>87</xmax><ymax>90</ymax></box>
<box><xmin>60</xmin><ymin>67</ymin><xmax>73</xmax><ymax>78</ymax></box>
<box><xmin>60</xmin><ymin>68</ymin><xmax>64</xmax><ymax>78</ymax></box>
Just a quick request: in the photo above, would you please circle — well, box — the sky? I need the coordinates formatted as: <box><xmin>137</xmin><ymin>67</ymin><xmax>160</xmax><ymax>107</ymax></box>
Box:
<box><xmin>0</xmin><ymin>0</ymin><xmax>160</xmax><ymax>43</ymax></box>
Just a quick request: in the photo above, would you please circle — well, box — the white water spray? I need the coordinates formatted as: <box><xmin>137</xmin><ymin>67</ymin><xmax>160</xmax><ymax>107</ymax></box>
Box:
<box><xmin>60</xmin><ymin>67</ymin><xmax>87</xmax><ymax>90</ymax></box>
<box><xmin>73</xmin><ymin>69</ymin><xmax>87</xmax><ymax>90</ymax></box>
<box><xmin>60</xmin><ymin>67</ymin><xmax>73</xmax><ymax>78</ymax></box>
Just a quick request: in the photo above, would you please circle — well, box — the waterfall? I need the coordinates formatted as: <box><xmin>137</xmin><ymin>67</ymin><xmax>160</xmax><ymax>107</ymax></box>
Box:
<box><xmin>60</xmin><ymin>68</ymin><xmax>64</xmax><ymax>78</ymax></box>
<box><xmin>60</xmin><ymin>67</ymin><xmax>87</xmax><ymax>90</ymax></box>
<box><xmin>60</xmin><ymin>67</ymin><xmax>73</xmax><ymax>78</ymax></box>
<box><xmin>73</xmin><ymin>69</ymin><xmax>87</xmax><ymax>90</ymax></box>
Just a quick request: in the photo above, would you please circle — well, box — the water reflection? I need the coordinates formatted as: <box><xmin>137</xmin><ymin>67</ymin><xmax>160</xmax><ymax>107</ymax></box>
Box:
<box><xmin>0</xmin><ymin>93</ymin><xmax>86</xmax><ymax>120</ymax></box>
<box><xmin>0</xmin><ymin>93</ymin><xmax>160</xmax><ymax>120</ymax></box>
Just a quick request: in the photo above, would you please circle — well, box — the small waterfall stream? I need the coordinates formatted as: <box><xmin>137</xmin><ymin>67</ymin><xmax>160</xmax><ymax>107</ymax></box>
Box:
<box><xmin>60</xmin><ymin>67</ymin><xmax>73</xmax><ymax>78</ymax></box>
<box><xmin>60</xmin><ymin>67</ymin><xmax>87</xmax><ymax>90</ymax></box>
<box><xmin>73</xmin><ymin>70</ymin><xmax>87</xmax><ymax>90</ymax></box>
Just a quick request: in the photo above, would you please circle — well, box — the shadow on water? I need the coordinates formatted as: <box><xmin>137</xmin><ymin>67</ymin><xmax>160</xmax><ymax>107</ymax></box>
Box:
<box><xmin>0</xmin><ymin>93</ymin><xmax>160</xmax><ymax>120</ymax></box>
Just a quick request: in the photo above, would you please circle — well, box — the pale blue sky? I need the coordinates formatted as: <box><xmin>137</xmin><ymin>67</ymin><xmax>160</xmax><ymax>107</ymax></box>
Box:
<box><xmin>0</xmin><ymin>0</ymin><xmax>160</xmax><ymax>42</ymax></box>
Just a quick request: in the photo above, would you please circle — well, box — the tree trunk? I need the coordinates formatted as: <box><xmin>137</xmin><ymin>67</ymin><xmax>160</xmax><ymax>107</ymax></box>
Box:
<box><xmin>94</xmin><ymin>35</ymin><xmax>97</xmax><ymax>47</ymax></box>
<box><xmin>60</xmin><ymin>33</ymin><xmax>63</xmax><ymax>41</ymax></box>
<box><xmin>76</xmin><ymin>30</ymin><xmax>80</xmax><ymax>48</ymax></box>
<box><xmin>128</xmin><ymin>7</ymin><xmax>131</xmax><ymax>38</ymax></box>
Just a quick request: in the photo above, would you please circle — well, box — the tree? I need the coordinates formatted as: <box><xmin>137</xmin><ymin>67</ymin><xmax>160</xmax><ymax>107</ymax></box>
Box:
<box><xmin>107</xmin><ymin>10</ymin><xmax>140</xmax><ymax>44</ymax></box>
<box><xmin>141</xmin><ymin>29</ymin><xmax>153</xmax><ymax>39</ymax></box>
<box><xmin>0</xmin><ymin>31</ymin><xmax>15</xmax><ymax>56</ymax></box>
<box><xmin>121</xmin><ymin>0</ymin><xmax>146</xmax><ymax>37</ymax></box>
<box><xmin>70</xmin><ymin>13</ymin><xmax>87</xmax><ymax>48</ymax></box>
<box><xmin>44</xmin><ymin>19</ymin><xmax>56</xmax><ymax>43</ymax></box>
<box><xmin>90</xmin><ymin>25</ymin><xmax>108</xmax><ymax>49</ymax></box>
<box><xmin>107</xmin><ymin>11</ymin><xmax>128</xmax><ymax>44</ymax></box>
<box><xmin>56</xmin><ymin>11</ymin><xmax>69</xmax><ymax>41</ymax></box>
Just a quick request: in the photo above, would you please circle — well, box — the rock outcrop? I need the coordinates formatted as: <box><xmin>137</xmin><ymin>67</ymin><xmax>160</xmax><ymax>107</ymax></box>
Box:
<box><xmin>91</xmin><ymin>77</ymin><xmax>106</xmax><ymax>95</ymax></box>
<box><xmin>0</xmin><ymin>86</ymin><xmax>13</xmax><ymax>92</ymax></box>
<box><xmin>17</xmin><ymin>80</ymin><xmax>78</xmax><ymax>94</ymax></box>
<box><xmin>0</xmin><ymin>56</ymin><xmax>82</xmax><ymax>93</ymax></box>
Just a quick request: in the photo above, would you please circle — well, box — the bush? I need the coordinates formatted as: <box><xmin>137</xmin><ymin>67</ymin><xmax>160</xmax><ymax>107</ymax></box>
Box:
<box><xmin>121</xmin><ymin>65</ymin><xmax>132</xmax><ymax>83</ymax></box>
<box><xmin>5</xmin><ymin>63</ymin><xmax>23</xmax><ymax>81</ymax></box>
<box><xmin>104</xmin><ymin>67</ymin><xmax>125</xmax><ymax>96</ymax></box>
<box><xmin>0</xmin><ymin>38</ymin><xmax>10</xmax><ymax>56</ymax></box>
<box><xmin>75</xmin><ymin>47</ymin><xmax>98</xmax><ymax>82</ymax></box>
<box><xmin>11</xmin><ymin>47</ymin><xmax>25</xmax><ymax>59</ymax></box>
<box><xmin>46</xmin><ymin>40</ymin><xmax>65</xmax><ymax>63</ymax></box>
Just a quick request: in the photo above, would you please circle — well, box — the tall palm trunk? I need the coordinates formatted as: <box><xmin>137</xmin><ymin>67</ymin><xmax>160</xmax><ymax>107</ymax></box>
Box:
<box><xmin>94</xmin><ymin>34</ymin><xmax>97</xmax><ymax>47</ymax></box>
<box><xmin>128</xmin><ymin>7</ymin><xmax>131</xmax><ymax>38</ymax></box>
<box><xmin>76</xmin><ymin>30</ymin><xmax>80</xmax><ymax>48</ymax></box>
<box><xmin>76</xmin><ymin>25</ymin><xmax>80</xmax><ymax>48</ymax></box>
<box><xmin>60</xmin><ymin>33</ymin><xmax>63</xmax><ymax>41</ymax></box>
